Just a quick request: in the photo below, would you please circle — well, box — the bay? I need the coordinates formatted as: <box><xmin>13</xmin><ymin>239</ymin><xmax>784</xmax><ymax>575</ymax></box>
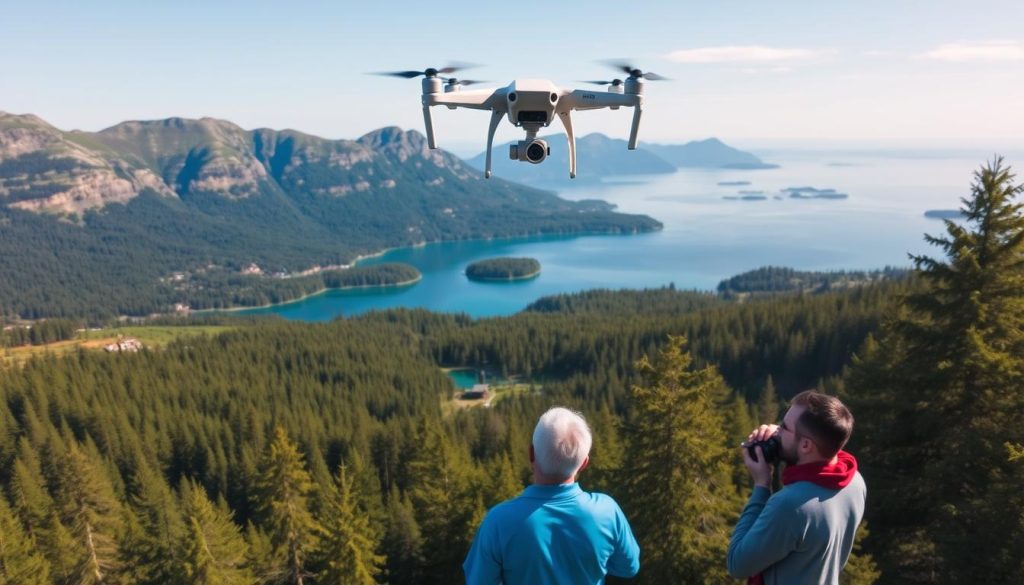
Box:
<box><xmin>238</xmin><ymin>149</ymin><xmax>1016</xmax><ymax>321</ymax></box>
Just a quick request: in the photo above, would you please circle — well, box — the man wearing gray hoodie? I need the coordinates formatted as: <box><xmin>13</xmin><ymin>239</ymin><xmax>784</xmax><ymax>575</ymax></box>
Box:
<box><xmin>727</xmin><ymin>390</ymin><xmax>866</xmax><ymax>585</ymax></box>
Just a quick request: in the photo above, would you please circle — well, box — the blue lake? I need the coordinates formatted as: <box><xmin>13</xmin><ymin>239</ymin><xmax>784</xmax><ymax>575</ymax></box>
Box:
<box><xmin>238</xmin><ymin>149</ymin><xmax>1017</xmax><ymax>321</ymax></box>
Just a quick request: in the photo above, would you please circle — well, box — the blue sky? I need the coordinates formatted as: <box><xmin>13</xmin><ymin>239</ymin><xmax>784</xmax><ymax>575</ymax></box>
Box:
<box><xmin>2</xmin><ymin>0</ymin><xmax>1022</xmax><ymax>153</ymax></box>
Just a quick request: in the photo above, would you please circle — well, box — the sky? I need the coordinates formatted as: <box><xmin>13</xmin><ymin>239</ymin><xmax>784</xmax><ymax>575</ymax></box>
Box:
<box><xmin>2</xmin><ymin>0</ymin><xmax>1023</xmax><ymax>155</ymax></box>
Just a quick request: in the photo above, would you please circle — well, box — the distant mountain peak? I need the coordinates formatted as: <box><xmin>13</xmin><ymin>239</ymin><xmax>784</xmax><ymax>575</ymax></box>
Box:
<box><xmin>357</xmin><ymin>126</ymin><xmax>444</xmax><ymax>166</ymax></box>
<box><xmin>358</xmin><ymin>126</ymin><xmax>427</xmax><ymax>149</ymax></box>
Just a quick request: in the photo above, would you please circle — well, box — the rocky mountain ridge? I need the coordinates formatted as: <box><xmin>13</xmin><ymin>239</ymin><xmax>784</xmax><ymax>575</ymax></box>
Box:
<box><xmin>0</xmin><ymin>112</ymin><xmax>481</xmax><ymax>215</ymax></box>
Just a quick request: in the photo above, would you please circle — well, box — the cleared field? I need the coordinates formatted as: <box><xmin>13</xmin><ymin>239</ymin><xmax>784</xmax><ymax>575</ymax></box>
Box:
<box><xmin>2</xmin><ymin>325</ymin><xmax>236</xmax><ymax>367</ymax></box>
<box><xmin>442</xmin><ymin>383</ymin><xmax>538</xmax><ymax>416</ymax></box>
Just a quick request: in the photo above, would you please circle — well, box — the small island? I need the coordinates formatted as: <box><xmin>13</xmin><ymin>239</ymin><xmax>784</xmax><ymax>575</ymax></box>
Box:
<box><xmin>466</xmin><ymin>257</ymin><xmax>541</xmax><ymax>281</ymax></box>
<box><xmin>783</xmin><ymin>186</ymin><xmax>849</xmax><ymax>200</ymax></box>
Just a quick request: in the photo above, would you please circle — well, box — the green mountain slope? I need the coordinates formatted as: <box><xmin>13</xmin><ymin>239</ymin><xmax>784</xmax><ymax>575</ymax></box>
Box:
<box><xmin>0</xmin><ymin>113</ymin><xmax>661</xmax><ymax>320</ymax></box>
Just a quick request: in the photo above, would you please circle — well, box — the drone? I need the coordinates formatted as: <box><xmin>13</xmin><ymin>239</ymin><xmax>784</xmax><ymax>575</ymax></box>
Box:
<box><xmin>373</xmin><ymin>61</ymin><xmax>666</xmax><ymax>179</ymax></box>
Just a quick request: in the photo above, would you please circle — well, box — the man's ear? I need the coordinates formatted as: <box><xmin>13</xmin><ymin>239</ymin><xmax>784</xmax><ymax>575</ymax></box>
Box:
<box><xmin>799</xmin><ymin>436</ymin><xmax>816</xmax><ymax>456</ymax></box>
<box><xmin>577</xmin><ymin>456</ymin><xmax>590</xmax><ymax>474</ymax></box>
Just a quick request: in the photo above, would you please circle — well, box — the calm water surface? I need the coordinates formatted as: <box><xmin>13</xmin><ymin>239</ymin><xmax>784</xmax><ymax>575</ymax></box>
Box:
<box><xmin>240</xmin><ymin>150</ymin><xmax>1016</xmax><ymax>321</ymax></box>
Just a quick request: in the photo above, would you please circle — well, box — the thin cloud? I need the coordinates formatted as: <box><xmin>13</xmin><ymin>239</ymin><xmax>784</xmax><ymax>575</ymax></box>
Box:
<box><xmin>665</xmin><ymin>46</ymin><xmax>818</xmax><ymax>64</ymax></box>
<box><xmin>921</xmin><ymin>40</ymin><xmax>1024</xmax><ymax>62</ymax></box>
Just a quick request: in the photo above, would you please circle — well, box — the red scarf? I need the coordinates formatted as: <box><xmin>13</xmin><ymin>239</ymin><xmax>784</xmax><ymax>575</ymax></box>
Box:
<box><xmin>747</xmin><ymin>451</ymin><xmax>859</xmax><ymax>585</ymax></box>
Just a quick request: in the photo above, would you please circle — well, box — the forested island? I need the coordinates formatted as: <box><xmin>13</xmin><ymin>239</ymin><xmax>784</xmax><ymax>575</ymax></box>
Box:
<box><xmin>465</xmin><ymin>257</ymin><xmax>541</xmax><ymax>281</ymax></box>
<box><xmin>718</xmin><ymin>266</ymin><xmax>909</xmax><ymax>297</ymax></box>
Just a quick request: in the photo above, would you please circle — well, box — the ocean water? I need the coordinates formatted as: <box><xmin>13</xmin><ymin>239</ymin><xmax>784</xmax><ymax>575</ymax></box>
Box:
<box><xmin>239</xmin><ymin>149</ymin><xmax>1018</xmax><ymax>321</ymax></box>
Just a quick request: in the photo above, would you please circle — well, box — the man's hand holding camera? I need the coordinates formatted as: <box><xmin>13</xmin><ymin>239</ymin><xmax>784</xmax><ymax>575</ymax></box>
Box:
<box><xmin>742</xmin><ymin>424</ymin><xmax>779</xmax><ymax>489</ymax></box>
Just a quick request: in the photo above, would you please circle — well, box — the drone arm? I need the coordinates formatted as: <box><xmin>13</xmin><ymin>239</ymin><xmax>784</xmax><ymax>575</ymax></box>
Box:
<box><xmin>422</xmin><ymin>106</ymin><xmax>437</xmax><ymax>149</ymax></box>
<box><xmin>484</xmin><ymin>109</ymin><xmax>503</xmax><ymax>179</ymax></box>
<box><xmin>426</xmin><ymin>89</ymin><xmax>504</xmax><ymax>110</ymax></box>
<box><xmin>558</xmin><ymin>111</ymin><xmax>577</xmax><ymax>179</ymax></box>
<box><xmin>562</xmin><ymin>90</ymin><xmax>640</xmax><ymax>111</ymax></box>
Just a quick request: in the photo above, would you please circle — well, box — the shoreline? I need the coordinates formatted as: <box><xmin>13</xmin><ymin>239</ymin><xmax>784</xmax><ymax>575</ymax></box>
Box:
<box><xmin>466</xmin><ymin>269</ymin><xmax>541</xmax><ymax>282</ymax></box>
<box><xmin>159</xmin><ymin>226</ymin><xmax>662</xmax><ymax>318</ymax></box>
<box><xmin>193</xmin><ymin>275</ymin><xmax>423</xmax><ymax>314</ymax></box>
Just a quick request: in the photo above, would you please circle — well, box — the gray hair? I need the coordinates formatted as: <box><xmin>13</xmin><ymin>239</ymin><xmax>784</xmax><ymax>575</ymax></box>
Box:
<box><xmin>532</xmin><ymin>407</ymin><xmax>593</xmax><ymax>480</ymax></box>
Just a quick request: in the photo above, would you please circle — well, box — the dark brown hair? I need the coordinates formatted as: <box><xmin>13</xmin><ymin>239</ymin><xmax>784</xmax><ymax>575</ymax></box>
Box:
<box><xmin>791</xmin><ymin>390</ymin><xmax>854</xmax><ymax>458</ymax></box>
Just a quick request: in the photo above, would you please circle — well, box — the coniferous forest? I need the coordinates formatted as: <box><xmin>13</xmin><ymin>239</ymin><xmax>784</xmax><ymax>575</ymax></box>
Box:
<box><xmin>0</xmin><ymin>160</ymin><xmax>1021</xmax><ymax>584</ymax></box>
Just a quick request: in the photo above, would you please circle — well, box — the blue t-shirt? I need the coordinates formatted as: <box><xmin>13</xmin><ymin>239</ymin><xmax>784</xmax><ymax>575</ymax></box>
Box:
<box><xmin>463</xmin><ymin>483</ymin><xmax>640</xmax><ymax>585</ymax></box>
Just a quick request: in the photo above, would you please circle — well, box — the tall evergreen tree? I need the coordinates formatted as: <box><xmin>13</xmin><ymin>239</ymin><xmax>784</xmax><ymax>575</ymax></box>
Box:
<box><xmin>381</xmin><ymin>489</ymin><xmax>423</xmax><ymax>585</ymax></box>
<box><xmin>253</xmin><ymin>427</ymin><xmax>320</xmax><ymax>585</ymax></box>
<box><xmin>840</xmin><ymin>523</ymin><xmax>881</xmax><ymax>585</ymax></box>
<box><xmin>757</xmin><ymin>374</ymin><xmax>779</xmax><ymax>424</ymax></box>
<box><xmin>406</xmin><ymin>423</ymin><xmax>484</xmax><ymax>585</ymax></box>
<box><xmin>179</xmin><ymin>479</ymin><xmax>255</xmax><ymax>585</ymax></box>
<box><xmin>117</xmin><ymin>458</ymin><xmax>185</xmax><ymax>585</ymax></box>
<box><xmin>847</xmin><ymin>159</ymin><xmax>1024</xmax><ymax>583</ymax></box>
<box><xmin>313</xmin><ymin>465</ymin><xmax>384</xmax><ymax>585</ymax></box>
<box><xmin>6</xmin><ymin>441</ymin><xmax>54</xmax><ymax>548</ymax></box>
<box><xmin>54</xmin><ymin>441</ymin><xmax>125</xmax><ymax>585</ymax></box>
<box><xmin>0</xmin><ymin>495</ymin><xmax>50</xmax><ymax>585</ymax></box>
<box><xmin>619</xmin><ymin>336</ymin><xmax>742</xmax><ymax>584</ymax></box>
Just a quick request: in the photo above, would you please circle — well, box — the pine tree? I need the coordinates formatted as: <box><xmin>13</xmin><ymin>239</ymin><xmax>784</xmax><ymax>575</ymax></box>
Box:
<box><xmin>6</xmin><ymin>442</ymin><xmax>54</xmax><ymax>548</ymax></box>
<box><xmin>840</xmin><ymin>523</ymin><xmax>880</xmax><ymax>585</ymax></box>
<box><xmin>0</xmin><ymin>495</ymin><xmax>50</xmax><ymax>585</ymax></box>
<box><xmin>179</xmin><ymin>479</ymin><xmax>255</xmax><ymax>585</ymax></box>
<box><xmin>313</xmin><ymin>465</ymin><xmax>384</xmax><ymax>585</ymax></box>
<box><xmin>757</xmin><ymin>374</ymin><xmax>779</xmax><ymax>424</ymax></box>
<box><xmin>406</xmin><ymin>422</ymin><xmax>483</xmax><ymax>585</ymax></box>
<box><xmin>54</xmin><ymin>441</ymin><xmax>125</xmax><ymax>585</ymax></box>
<box><xmin>847</xmin><ymin>159</ymin><xmax>1024</xmax><ymax>583</ymax></box>
<box><xmin>619</xmin><ymin>336</ymin><xmax>742</xmax><ymax>584</ymax></box>
<box><xmin>117</xmin><ymin>458</ymin><xmax>185</xmax><ymax>585</ymax></box>
<box><xmin>486</xmin><ymin>453</ymin><xmax>523</xmax><ymax>508</ymax></box>
<box><xmin>253</xmin><ymin>427</ymin><xmax>320</xmax><ymax>585</ymax></box>
<box><xmin>381</xmin><ymin>489</ymin><xmax>423</xmax><ymax>585</ymax></box>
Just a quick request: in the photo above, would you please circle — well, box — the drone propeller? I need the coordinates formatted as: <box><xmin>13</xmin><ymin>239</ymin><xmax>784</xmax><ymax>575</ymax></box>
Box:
<box><xmin>443</xmin><ymin>77</ymin><xmax>488</xmax><ymax>87</ymax></box>
<box><xmin>602</xmin><ymin>59</ymin><xmax>669</xmax><ymax>81</ymax></box>
<box><xmin>371</xmin><ymin>62</ymin><xmax>481</xmax><ymax>79</ymax></box>
<box><xmin>581</xmin><ymin>79</ymin><xmax>624</xmax><ymax>87</ymax></box>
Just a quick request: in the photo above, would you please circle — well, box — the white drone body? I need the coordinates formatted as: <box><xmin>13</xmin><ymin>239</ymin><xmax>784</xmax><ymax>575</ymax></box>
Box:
<box><xmin>422</xmin><ymin>76</ymin><xmax>643</xmax><ymax>179</ymax></box>
<box><xmin>375</xmin><ymin>63</ymin><xmax>662</xmax><ymax>179</ymax></box>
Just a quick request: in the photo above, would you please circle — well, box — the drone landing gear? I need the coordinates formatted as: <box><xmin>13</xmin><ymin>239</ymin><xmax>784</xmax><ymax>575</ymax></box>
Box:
<box><xmin>558</xmin><ymin>111</ymin><xmax>577</xmax><ymax>179</ymax></box>
<box><xmin>484</xmin><ymin>109</ymin><xmax>503</xmax><ymax>179</ymax></box>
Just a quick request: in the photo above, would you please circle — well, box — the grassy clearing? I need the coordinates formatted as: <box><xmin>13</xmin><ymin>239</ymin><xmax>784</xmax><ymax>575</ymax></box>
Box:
<box><xmin>442</xmin><ymin>382</ymin><xmax>539</xmax><ymax>416</ymax></box>
<box><xmin>2</xmin><ymin>325</ymin><xmax>236</xmax><ymax>368</ymax></box>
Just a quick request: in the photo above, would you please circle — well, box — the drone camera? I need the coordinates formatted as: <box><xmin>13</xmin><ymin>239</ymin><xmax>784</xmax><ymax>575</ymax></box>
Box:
<box><xmin>510</xmin><ymin>138</ymin><xmax>549</xmax><ymax>164</ymax></box>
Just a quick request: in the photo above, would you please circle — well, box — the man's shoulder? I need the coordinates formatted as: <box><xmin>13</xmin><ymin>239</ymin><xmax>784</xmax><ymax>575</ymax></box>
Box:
<box><xmin>581</xmin><ymin>489</ymin><xmax>623</xmax><ymax>509</ymax></box>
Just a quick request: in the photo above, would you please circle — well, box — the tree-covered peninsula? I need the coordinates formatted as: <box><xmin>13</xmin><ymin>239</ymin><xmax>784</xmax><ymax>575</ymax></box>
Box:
<box><xmin>466</xmin><ymin>257</ymin><xmax>541</xmax><ymax>281</ymax></box>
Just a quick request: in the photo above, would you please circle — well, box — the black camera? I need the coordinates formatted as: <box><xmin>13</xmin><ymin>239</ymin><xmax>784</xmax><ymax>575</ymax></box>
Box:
<box><xmin>742</xmin><ymin>436</ymin><xmax>781</xmax><ymax>464</ymax></box>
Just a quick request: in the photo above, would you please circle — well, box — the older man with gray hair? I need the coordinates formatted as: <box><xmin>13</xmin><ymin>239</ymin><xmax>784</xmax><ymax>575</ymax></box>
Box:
<box><xmin>463</xmin><ymin>407</ymin><xmax>640</xmax><ymax>584</ymax></box>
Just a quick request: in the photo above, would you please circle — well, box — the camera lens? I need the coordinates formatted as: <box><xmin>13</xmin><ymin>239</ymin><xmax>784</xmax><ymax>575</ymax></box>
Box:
<box><xmin>526</xmin><ymin>142</ymin><xmax>546</xmax><ymax>162</ymax></box>
<box><xmin>745</xmin><ymin>436</ymin><xmax>781</xmax><ymax>464</ymax></box>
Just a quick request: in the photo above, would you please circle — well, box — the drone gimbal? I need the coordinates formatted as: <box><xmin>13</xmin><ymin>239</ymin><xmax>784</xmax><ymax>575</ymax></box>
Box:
<box><xmin>374</xmin><ymin>62</ymin><xmax>665</xmax><ymax>179</ymax></box>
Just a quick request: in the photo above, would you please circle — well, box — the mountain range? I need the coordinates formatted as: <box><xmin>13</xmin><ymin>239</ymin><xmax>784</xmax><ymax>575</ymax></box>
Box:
<box><xmin>464</xmin><ymin>134</ymin><xmax>777</xmax><ymax>185</ymax></box>
<box><xmin>0</xmin><ymin>112</ymin><xmax>660</xmax><ymax>320</ymax></box>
